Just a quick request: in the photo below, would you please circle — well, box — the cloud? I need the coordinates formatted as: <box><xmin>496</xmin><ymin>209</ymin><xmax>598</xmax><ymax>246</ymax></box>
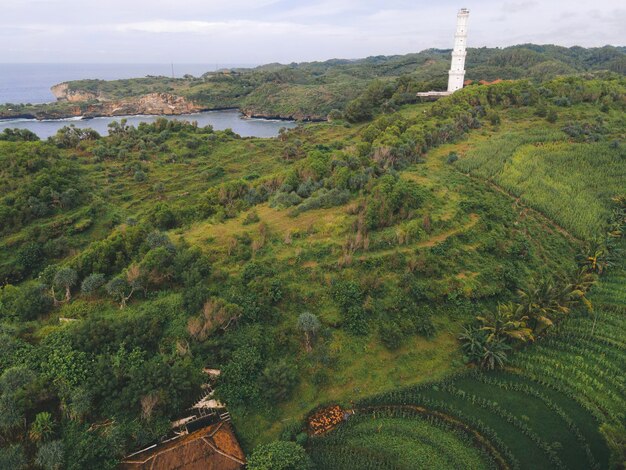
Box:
<box><xmin>501</xmin><ymin>2</ymin><xmax>538</xmax><ymax>13</ymax></box>
<box><xmin>114</xmin><ymin>19</ymin><xmax>352</xmax><ymax>37</ymax></box>
<box><xmin>0</xmin><ymin>0</ymin><xmax>624</xmax><ymax>63</ymax></box>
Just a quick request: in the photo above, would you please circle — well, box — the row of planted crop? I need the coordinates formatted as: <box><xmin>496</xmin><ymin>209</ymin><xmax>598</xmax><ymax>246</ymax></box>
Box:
<box><xmin>542</xmin><ymin>333</ymin><xmax>626</xmax><ymax>369</ymax></box>
<box><xmin>356</xmin><ymin>388</ymin><xmax>520</xmax><ymax>470</ymax></box>
<box><xmin>472</xmin><ymin>372</ymin><xmax>600</xmax><ymax>470</ymax></box>
<box><xmin>331</xmin><ymin>412</ymin><xmax>497</xmax><ymax>470</ymax></box>
<box><xmin>439</xmin><ymin>383</ymin><xmax>566</xmax><ymax>469</ymax></box>
<box><xmin>511</xmin><ymin>351</ymin><xmax>626</xmax><ymax>420</ymax></box>
<box><xmin>523</xmin><ymin>343</ymin><xmax>625</xmax><ymax>394</ymax></box>
<box><xmin>511</xmin><ymin>360</ymin><xmax>613</xmax><ymax>423</ymax></box>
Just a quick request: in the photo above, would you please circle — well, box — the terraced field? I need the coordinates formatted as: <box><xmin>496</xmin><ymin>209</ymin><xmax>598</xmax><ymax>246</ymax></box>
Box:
<box><xmin>308</xmin><ymin>246</ymin><xmax>625</xmax><ymax>469</ymax></box>
<box><xmin>309</xmin><ymin>411</ymin><xmax>496</xmax><ymax>470</ymax></box>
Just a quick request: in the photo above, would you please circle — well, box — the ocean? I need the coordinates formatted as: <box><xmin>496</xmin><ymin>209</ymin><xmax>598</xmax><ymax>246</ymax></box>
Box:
<box><xmin>0</xmin><ymin>63</ymin><xmax>255</xmax><ymax>104</ymax></box>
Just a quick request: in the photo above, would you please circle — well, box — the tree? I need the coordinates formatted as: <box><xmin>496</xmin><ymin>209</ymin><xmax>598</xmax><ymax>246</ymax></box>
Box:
<box><xmin>480</xmin><ymin>337</ymin><xmax>511</xmax><ymax>370</ymax></box>
<box><xmin>476</xmin><ymin>303</ymin><xmax>533</xmax><ymax>343</ymax></box>
<box><xmin>0</xmin><ymin>283</ymin><xmax>52</xmax><ymax>321</ymax></box>
<box><xmin>53</xmin><ymin>268</ymin><xmax>78</xmax><ymax>302</ymax></box>
<box><xmin>29</xmin><ymin>412</ymin><xmax>55</xmax><ymax>442</ymax></box>
<box><xmin>35</xmin><ymin>440</ymin><xmax>65</xmax><ymax>470</ymax></box>
<box><xmin>259</xmin><ymin>360</ymin><xmax>299</xmax><ymax>402</ymax></box>
<box><xmin>105</xmin><ymin>266</ymin><xmax>144</xmax><ymax>308</ymax></box>
<box><xmin>297</xmin><ymin>312</ymin><xmax>321</xmax><ymax>352</ymax></box>
<box><xmin>81</xmin><ymin>273</ymin><xmax>106</xmax><ymax>296</ymax></box>
<box><xmin>247</xmin><ymin>441</ymin><xmax>312</xmax><ymax>470</ymax></box>
<box><xmin>105</xmin><ymin>277</ymin><xmax>132</xmax><ymax>309</ymax></box>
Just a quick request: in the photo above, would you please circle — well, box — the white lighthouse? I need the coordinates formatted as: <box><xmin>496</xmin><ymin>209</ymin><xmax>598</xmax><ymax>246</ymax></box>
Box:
<box><xmin>447</xmin><ymin>8</ymin><xmax>470</xmax><ymax>92</ymax></box>
<box><xmin>417</xmin><ymin>8</ymin><xmax>471</xmax><ymax>98</ymax></box>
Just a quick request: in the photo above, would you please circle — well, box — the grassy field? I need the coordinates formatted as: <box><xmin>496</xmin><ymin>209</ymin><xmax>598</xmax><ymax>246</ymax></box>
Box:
<box><xmin>306</xmin><ymin>101</ymin><xmax>625</xmax><ymax>468</ymax></box>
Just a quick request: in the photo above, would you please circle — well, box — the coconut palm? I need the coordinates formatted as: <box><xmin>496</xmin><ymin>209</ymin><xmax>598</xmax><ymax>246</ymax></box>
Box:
<box><xmin>481</xmin><ymin>338</ymin><xmax>511</xmax><ymax>370</ymax></box>
<box><xmin>517</xmin><ymin>280</ymin><xmax>558</xmax><ymax>334</ymax></box>
<box><xmin>29</xmin><ymin>412</ymin><xmax>54</xmax><ymax>442</ymax></box>
<box><xmin>476</xmin><ymin>303</ymin><xmax>533</xmax><ymax>343</ymax></box>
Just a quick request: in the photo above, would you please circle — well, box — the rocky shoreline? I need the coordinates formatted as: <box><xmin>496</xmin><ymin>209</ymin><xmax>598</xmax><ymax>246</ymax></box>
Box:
<box><xmin>0</xmin><ymin>82</ymin><xmax>327</xmax><ymax>123</ymax></box>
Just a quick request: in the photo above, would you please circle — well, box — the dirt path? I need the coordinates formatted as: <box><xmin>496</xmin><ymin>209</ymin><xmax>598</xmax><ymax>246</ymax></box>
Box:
<box><xmin>358</xmin><ymin>213</ymin><xmax>480</xmax><ymax>262</ymax></box>
<box><xmin>460</xmin><ymin>172</ymin><xmax>582</xmax><ymax>245</ymax></box>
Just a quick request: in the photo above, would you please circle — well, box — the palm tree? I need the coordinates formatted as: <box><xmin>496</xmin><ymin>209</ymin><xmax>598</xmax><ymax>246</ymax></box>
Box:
<box><xmin>517</xmin><ymin>280</ymin><xmax>558</xmax><ymax>334</ymax></box>
<box><xmin>476</xmin><ymin>303</ymin><xmax>533</xmax><ymax>343</ymax></box>
<box><xmin>582</xmin><ymin>242</ymin><xmax>610</xmax><ymax>274</ymax></box>
<box><xmin>29</xmin><ymin>412</ymin><xmax>54</xmax><ymax>442</ymax></box>
<box><xmin>458</xmin><ymin>325</ymin><xmax>488</xmax><ymax>363</ymax></box>
<box><xmin>481</xmin><ymin>338</ymin><xmax>511</xmax><ymax>370</ymax></box>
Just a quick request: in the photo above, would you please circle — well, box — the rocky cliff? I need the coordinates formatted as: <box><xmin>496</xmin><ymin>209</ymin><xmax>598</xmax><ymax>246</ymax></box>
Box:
<box><xmin>51</xmin><ymin>83</ymin><xmax>100</xmax><ymax>102</ymax></box>
<box><xmin>1</xmin><ymin>92</ymin><xmax>202</xmax><ymax>121</ymax></box>
<box><xmin>82</xmin><ymin>93</ymin><xmax>200</xmax><ymax>117</ymax></box>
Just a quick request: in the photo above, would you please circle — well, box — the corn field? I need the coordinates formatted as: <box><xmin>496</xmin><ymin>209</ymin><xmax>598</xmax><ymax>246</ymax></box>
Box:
<box><xmin>455</xmin><ymin>130</ymin><xmax>625</xmax><ymax>240</ymax></box>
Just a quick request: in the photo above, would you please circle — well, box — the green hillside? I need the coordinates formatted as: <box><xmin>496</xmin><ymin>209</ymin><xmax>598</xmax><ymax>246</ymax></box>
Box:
<box><xmin>0</xmin><ymin>73</ymin><xmax>624</xmax><ymax>469</ymax></box>
<box><xmin>2</xmin><ymin>44</ymin><xmax>625</xmax><ymax>121</ymax></box>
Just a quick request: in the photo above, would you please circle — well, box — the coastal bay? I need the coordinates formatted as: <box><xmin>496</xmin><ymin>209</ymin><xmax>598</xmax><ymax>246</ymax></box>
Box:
<box><xmin>0</xmin><ymin>109</ymin><xmax>296</xmax><ymax>138</ymax></box>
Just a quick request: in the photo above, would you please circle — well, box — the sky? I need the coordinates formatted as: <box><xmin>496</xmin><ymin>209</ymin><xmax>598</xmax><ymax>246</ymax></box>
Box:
<box><xmin>1</xmin><ymin>0</ymin><xmax>624</xmax><ymax>64</ymax></box>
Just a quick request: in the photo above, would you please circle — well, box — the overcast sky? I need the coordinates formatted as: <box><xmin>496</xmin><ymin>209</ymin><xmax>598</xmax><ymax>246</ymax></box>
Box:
<box><xmin>1</xmin><ymin>0</ymin><xmax>624</xmax><ymax>64</ymax></box>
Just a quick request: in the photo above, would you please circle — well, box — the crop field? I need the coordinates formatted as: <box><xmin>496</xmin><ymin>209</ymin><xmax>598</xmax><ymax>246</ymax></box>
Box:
<box><xmin>454</xmin><ymin>114</ymin><xmax>625</xmax><ymax>240</ymax></box>
<box><xmin>308</xmin><ymin>242</ymin><xmax>626</xmax><ymax>469</ymax></box>
<box><xmin>309</xmin><ymin>411</ymin><xmax>496</xmax><ymax>469</ymax></box>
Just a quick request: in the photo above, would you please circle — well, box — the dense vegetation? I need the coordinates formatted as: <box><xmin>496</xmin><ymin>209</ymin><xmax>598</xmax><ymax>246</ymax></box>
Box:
<box><xmin>0</xmin><ymin>57</ymin><xmax>624</xmax><ymax>470</ymax></box>
<box><xmin>2</xmin><ymin>44</ymin><xmax>625</xmax><ymax>121</ymax></box>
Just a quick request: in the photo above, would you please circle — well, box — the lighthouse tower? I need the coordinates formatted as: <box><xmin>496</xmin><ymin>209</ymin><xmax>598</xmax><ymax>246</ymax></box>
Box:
<box><xmin>447</xmin><ymin>8</ymin><xmax>470</xmax><ymax>93</ymax></box>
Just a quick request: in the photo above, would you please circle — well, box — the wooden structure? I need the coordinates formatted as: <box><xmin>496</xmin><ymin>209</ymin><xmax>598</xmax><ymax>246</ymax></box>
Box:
<box><xmin>119</xmin><ymin>421</ymin><xmax>245</xmax><ymax>470</ymax></box>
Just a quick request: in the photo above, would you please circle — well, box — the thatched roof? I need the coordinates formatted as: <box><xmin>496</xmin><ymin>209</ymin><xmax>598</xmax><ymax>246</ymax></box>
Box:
<box><xmin>119</xmin><ymin>421</ymin><xmax>245</xmax><ymax>470</ymax></box>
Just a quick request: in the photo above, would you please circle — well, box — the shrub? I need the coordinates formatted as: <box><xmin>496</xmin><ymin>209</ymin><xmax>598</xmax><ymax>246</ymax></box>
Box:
<box><xmin>247</xmin><ymin>441</ymin><xmax>312</xmax><ymax>470</ymax></box>
<box><xmin>0</xmin><ymin>284</ymin><xmax>52</xmax><ymax>321</ymax></box>
<box><xmin>379</xmin><ymin>321</ymin><xmax>403</xmax><ymax>350</ymax></box>
<box><xmin>81</xmin><ymin>273</ymin><xmax>106</xmax><ymax>296</ymax></box>
<box><xmin>446</xmin><ymin>152</ymin><xmax>459</xmax><ymax>164</ymax></box>
<box><xmin>546</xmin><ymin>108</ymin><xmax>558</xmax><ymax>123</ymax></box>
<box><xmin>269</xmin><ymin>192</ymin><xmax>302</xmax><ymax>209</ymax></box>
<box><xmin>35</xmin><ymin>440</ymin><xmax>64</xmax><ymax>470</ymax></box>
<box><xmin>290</xmin><ymin>188</ymin><xmax>351</xmax><ymax>216</ymax></box>
<box><xmin>259</xmin><ymin>360</ymin><xmax>299</xmax><ymax>402</ymax></box>
<box><xmin>133</xmin><ymin>170</ymin><xmax>147</xmax><ymax>182</ymax></box>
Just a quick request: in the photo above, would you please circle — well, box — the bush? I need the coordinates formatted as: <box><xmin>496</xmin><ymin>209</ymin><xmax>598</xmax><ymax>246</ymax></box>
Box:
<box><xmin>379</xmin><ymin>321</ymin><xmax>403</xmax><ymax>350</ymax></box>
<box><xmin>81</xmin><ymin>273</ymin><xmax>106</xmax><ymax>296</ymax></box>
<box><xmin>259</xmin><ymin>360</ymin><xmax>299</xmax><ymax>402</ymax></box>
<box><xmin>290</xmin><ymin>188</ymin><xmax>351</xmax><ymax>216</ymax></box>
<box><xmin>546</xmin><ymin>108</ymin><xmax>558</xmax><ymax>123</ymax></box>
<box><xmin>446</xmin><ymin>152</ymin><xmax>459</xmax><ymax>164</ymax></box>
<box><xmin>133</xmin><ymin>170</ymin><xmax>147</xmax><ymax>182</ymax></box>
<box><xmin>269</xmin><ymin>192</ymin><xmax>302</xmax><ymax>209</ymax></box>
<box><xmin>35</xmin><ymin>440</ymin><xmax>64</xmax><ymax>470</ymax></box>
<box><xmin>332</xmin><ymin>281</ymin><xmax>367</xmax><ymax>335</ymax></box>
<box><xmin>247</xmin><ymin>441</ymin><xmax>312</xmax><ymax>470</ymax></box>
<box><xmin>0</xmin><ymin>284</ymin><xmax>52</xmax><ymax>321</ymax></box>
<box><xmin>0</xmin><ymin>444</ymin><xmax>26</xmax><ymax>470</ymax></box>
